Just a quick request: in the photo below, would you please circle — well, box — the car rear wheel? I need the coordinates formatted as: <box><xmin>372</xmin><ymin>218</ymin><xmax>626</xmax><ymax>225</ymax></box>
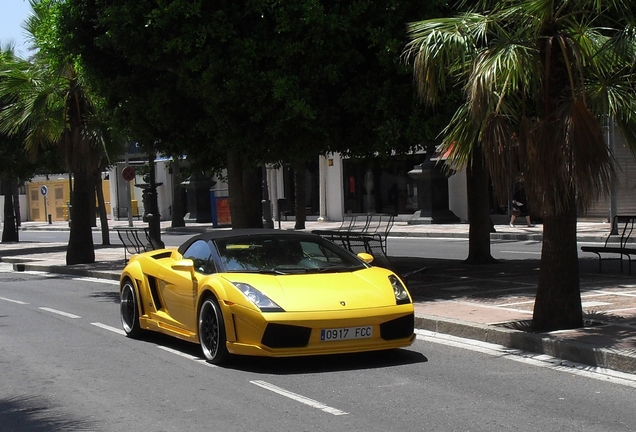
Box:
<box><xmin>198</xmin><ymin>297</ymin><xmax>230</xmax><ymax>364</ymax></box>
<box><xmin>120</xmin><ymin>280</ymin><xmax>143</xmax><ymax>338</ymax></box>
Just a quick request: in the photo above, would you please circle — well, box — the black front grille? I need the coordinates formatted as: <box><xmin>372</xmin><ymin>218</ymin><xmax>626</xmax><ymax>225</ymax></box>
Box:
<box><xmin>261</xmin><ymin>323</ymin><xmax>311</xmax><ymax>348</ymax></box>
<box><xmin>380</xmin><ymin>314</ymin><xmax>414</xmax><ymax>340</ymax></box>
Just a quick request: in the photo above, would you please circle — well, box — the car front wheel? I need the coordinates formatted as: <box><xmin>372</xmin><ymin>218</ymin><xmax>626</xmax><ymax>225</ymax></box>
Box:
<box><xmin>198</xmin><ymin>297</ymin><xmax>230</xmax><ymax>364</ymax></box>
<box><xmin>120</xmin><ymin>280</ymin><xmax>143</xmax><ymax>338</ymax></box>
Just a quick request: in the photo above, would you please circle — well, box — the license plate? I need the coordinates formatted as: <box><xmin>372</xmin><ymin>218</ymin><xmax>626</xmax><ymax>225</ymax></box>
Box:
<box><xmin>320</xmin><ymin>326</ymin><xmax>373</xmax><ymax>342</ymax></box>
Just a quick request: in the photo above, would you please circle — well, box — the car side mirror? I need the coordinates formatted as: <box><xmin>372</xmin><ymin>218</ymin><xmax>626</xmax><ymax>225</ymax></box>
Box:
<box><xmin>172</xmin><ymin>259</ymin><xmax>196</xmax><ymax>278</ymax></box>
<box><xmin>357</xmin><ymin>252</ymin><xmax>374</xmax><ymax>264</ymax></box>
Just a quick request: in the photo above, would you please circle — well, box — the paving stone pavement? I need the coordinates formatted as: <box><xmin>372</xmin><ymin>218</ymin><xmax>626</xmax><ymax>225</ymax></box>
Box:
<box><xmin>1</xmin><ymin>219</ymin><xmax>635</xmax><ymax>375</ymax></box>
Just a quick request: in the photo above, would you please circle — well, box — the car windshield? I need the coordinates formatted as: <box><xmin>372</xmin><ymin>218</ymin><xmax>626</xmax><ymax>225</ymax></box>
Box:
<box><xmin>215</xmin><ymin>234</ymin><xmax>366</xmax><ymax>274</ymax></box>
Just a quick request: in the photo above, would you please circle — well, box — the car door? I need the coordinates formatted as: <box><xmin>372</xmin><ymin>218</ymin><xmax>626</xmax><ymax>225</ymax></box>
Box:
<box><xmin>157</xmin><ymin>240</ymin><xmax>211</xmax><ymax>332</ymax></box>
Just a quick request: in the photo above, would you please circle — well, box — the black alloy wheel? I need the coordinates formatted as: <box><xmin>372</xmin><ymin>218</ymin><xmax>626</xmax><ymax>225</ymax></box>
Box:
<box><xmin>198</xmin><ymin>297</ymin><xmax>230</xmax><ymax>364</ymax></box>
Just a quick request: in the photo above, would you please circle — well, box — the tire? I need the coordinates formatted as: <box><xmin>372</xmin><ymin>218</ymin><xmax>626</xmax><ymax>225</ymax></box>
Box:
<box><xmin>120</xmin><ymin>280</ymin><xmax>143</xmax><ymax>338</ymax></box>
<box><xmin>198</xmin><ymin>297</ymin><xmax>230</xmax><ymax>364</ymax></box>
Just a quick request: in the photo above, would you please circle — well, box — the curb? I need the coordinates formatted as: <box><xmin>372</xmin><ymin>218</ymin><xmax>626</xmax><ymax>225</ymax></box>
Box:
<box><xmin>10</xmin><ymin>261</ymin><xmax>121</xmax><ymax>281</ymax></box>
<box><xmin>415</xmin><ymin>315</ymin><xmax>636</xmax><ymax>375</ymax></box>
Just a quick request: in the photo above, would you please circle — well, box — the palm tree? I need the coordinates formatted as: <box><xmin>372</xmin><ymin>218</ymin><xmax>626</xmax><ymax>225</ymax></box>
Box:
<box><xmin>0</xmin><ymin>54</ymin><xmax>111</xmax><ymax>264</ymax></box>
<box><xmin>404</xmin><ymin>0</ymin><xmax>636</xmax><ymax>331</ymax></box>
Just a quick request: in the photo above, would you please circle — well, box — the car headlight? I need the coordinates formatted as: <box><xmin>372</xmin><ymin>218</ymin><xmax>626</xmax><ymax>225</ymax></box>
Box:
<box><xmin>233</xmin><ymin>282</ymin><xmax>284</xmax><ymax>312</ymax></box>
<box><xmin>389</xmin><ymin>275</ymin><xmax>411</xmax><ymax>305</ymax></box>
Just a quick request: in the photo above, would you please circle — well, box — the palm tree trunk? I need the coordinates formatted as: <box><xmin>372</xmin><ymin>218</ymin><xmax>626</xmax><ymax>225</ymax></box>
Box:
<box><xmin>66</xmin><ymin>171</ymin><xmax>95</xmax><ymax>264</ymax></box>
<box><xmin>532</xmin><ymin>196</ymin><xmax>583</xmax><ymax>331</ymax></box>
<box><xmin>465</xmin><ymin>147</ymin><xmax>496</xmax><ymax>264</ymax></box>
<box><xmin>1</xmin><ymin>175</ymin><xmax>19</xmax><ymax>243</ymax></box>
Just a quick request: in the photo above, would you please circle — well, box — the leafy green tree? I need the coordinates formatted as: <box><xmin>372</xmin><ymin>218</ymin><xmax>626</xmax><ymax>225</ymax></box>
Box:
<box><xmin>404</xmin><ymin>0</ymin><xmax>636</xmax><ymax>331</ymax></box>
<box><xmin>58</xmin><ymin>0</ymin><xmax>453</xmax><ymax>230</ymax></box>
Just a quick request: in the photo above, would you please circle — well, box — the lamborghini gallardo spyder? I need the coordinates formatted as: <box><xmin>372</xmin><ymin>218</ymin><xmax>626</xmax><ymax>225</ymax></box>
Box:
<box><xmin>119</xmin><ymin>229</ymin><xmax>415</xmax><ymax>364</ymax></box>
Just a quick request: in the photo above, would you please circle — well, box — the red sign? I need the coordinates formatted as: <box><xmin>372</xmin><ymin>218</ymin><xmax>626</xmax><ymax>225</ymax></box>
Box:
<box><xmin>121</xmin><ymin>166</ymin><xmax>135</xmax><ymax>182</ymax></box>
<box><xmin>216</xmin><ymin>198</ymin><xmax>232</xmax><ymax>225</ymax></box>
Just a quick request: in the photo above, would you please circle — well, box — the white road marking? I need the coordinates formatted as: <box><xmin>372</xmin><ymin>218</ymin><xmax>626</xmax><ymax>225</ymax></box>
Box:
<box><xmin>250</xmin><ymin>380</ymin><xmax>349</xmax><ymax>416</ymax></box>
<box><xmin>391</xmin><ymin>236</ymin><xmax>467</xmax><ymax>241</ymax></box>
<box><xmin>0</xmin><ymin>296</ymin><xmax>28</xmax><ymax>305</ymax></box>
<box><xmin>2</xmin><ymin>268</ymin><xmax>119</xmax><ymax>286</ymax></box>
<box><xmin>0</xmin><ymin>263</ymin><xmax>16</xmax><ymax>272</ymax></box>
<box><xmin>597</xmin><ymin>290</ymin><xmax>636</xmax><ymax>297</ymax></box>
<box><xmin>416</xmin><ymin>329</ymin><xmax>636</xmax><ymax>388</ymax></box>
<box><xmin>157</xmin><ymin>346</ymin><xmax>217</xmax><ymax>368</ymax></box>
<box><xmin>581</xmin><ymin>301</ymin><xmax>611</xmax><ymax>307</ymax></box>
<box><xmin>499</xmin><ymin>250</ymin><xmax>542</xmax><ymax>255</ymax></box>
<box><xmin>457</xmin><ymin>301</ymin><xmax>533</xmax><ymax>315</ymax></box>
<box><xmin>38</xmin><ymin>307</ymin><xmax>81</xmax><ymax>319</ymax></box>
<box><xmin>91</xmin><ymin>322</ymin><xmax>126</xmax><ymax>336</ymax></box>
<box><xmin>75</xmin><ymin>277</ymin><xmax>119</xmax><ymax>286</ymax></box>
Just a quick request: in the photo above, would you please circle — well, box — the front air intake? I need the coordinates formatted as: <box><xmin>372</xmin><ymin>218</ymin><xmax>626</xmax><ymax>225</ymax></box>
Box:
<box><xmin>380</xmin><ymin>314</ymin><xmax>414</xmax><ymax>340</ymax></box>
<box><xmin>261</xmin><ymin>323</ymin><xmax>311</xmax><ymax>348</ymax></box>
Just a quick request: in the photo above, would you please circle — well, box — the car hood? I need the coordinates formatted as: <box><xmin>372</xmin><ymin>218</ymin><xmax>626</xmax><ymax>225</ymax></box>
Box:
<box><xmin>222</xmin><ymin>267</ymin><xmax>398</xmax><ymax>312</ymax></box>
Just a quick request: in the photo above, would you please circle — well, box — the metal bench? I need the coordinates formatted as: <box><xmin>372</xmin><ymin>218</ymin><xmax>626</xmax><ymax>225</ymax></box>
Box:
<box><xmin>313</xmin><ymin>214</ymin><xmax>426</xmax><ymax>281</ymax></box>
<box><xmin>313</xmin><ymin>213</ymin><xmax>395</xmax><ymax>254</ymax></box>
<box><xmin>113</xmin><ymin>226</ymin><xmax>159</xmax><ymax>261</ymax></box>
<box><xmin>581</xmin><ymin>215</ymin><xmax>636</xmax><ymax>274</ymax></box>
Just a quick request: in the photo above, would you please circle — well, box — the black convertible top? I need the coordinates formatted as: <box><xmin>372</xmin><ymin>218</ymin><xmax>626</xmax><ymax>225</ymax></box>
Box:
<box><xmin>177</xmin><ymin>229</ymin><xmax>322</xmax><ymax>254</ymax></box>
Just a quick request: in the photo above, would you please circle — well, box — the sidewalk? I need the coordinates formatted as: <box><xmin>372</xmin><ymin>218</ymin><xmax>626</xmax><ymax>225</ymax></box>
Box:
<box><xmin>2</xmin><ymin>218</ymin><xmax>636</xmax><ymax>374</ymax></box>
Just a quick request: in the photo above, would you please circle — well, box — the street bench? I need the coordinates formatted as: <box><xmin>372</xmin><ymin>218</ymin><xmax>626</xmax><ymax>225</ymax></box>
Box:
<box><xmin>312</xmin><ymin>213</ymin><xmax>426</xmax><ymax>281</ymax></box>
<box><xmin>113</xmin><ymin>226</ymin><xmax>159</xmax><ymax>261</ymax></box>
<box><xmin>313</xmin><ymin>213</ymin><xmax>395</xmax><ymax>253</ymax></box>
<box><xmin>581</xmin><ymin>215</ymin><xmax>636</xmax><ymax>274</ymax></box>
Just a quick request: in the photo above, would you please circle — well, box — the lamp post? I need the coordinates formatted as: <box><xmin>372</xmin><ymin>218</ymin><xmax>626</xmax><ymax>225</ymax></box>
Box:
<box><xmin>140</xmin><ymin>147</ymin><xmax>164</xmax><ymax>249</ymax></box>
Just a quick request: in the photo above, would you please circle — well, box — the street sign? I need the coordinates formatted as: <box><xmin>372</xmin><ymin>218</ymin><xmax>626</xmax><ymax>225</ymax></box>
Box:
<box><xmin>122</xmin><ymin>166</ymin><xmax>135</xmax><ymax>182</ymax></box>
<box><xmin>40</xmin><ymin>185</ymin><xmax>48</xmax><ymax>196</ymax></box>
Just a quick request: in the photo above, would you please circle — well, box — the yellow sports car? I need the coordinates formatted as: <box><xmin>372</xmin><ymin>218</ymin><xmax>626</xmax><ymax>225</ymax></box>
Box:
<box><xmin>119</xmin><ymin>229</ymin><xmax>415</xmax><ymax>364</ymax></box>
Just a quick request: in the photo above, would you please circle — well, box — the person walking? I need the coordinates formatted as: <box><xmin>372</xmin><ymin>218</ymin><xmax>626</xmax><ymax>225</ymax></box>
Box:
<box><xmin>510</xmin><ymin>176</ymin><xmax>535</xmax><ymax>227</ymax></box>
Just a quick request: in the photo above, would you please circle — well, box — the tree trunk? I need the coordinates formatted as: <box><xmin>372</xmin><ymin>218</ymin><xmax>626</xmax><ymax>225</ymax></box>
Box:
<box><xmin>532</xmin><ymin>196</ymin><xmax>583</xmax><ymax>331</ymax></box>
<box><xmin>227</xmin><ymin>149</ymin><xmax>262</xmax><ymax>229</ymax></box>
<box><xmin>243</xmin><ymin>163</ymin><xmax>263</xmax><ymax>228</ymax></box>
<box><xmin>1</xmin><ymin>175</ymin><xmax>19</xmax><ymax>243</ymax></box>
<box><xmin>170</xmin><ymin>158</ymin><xmax>185</xmax><ymax>228</ymax></box>
<box><xmin>227</xmin><ymin>149</ymin><xmax>247</xmax><ymax>228</ymax></box>
<box><xmin>66</xmin><ymin>171</ymin><xmax>95</xmax><ymax>264</ymax></box>
<box><xmin>294</xmin><ymin>161</ymin><xmax>306</xmax><ymax>230</ymax></box>
<box><xmin>465</xmin><ymin>148</ymin><xmax>496</xmax><ymax>264</ymax></box>
<box><xmin>94</xmin><ymin>173</ymin><xmax>110</xmax><ymax>245</ymax></box>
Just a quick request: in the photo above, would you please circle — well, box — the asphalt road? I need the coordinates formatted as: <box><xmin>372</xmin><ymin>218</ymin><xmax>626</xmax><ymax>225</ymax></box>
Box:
<box><xmin>2</xmin><ymin>265</ymin><xmax>635</xmax><ymax>432</ymax></box>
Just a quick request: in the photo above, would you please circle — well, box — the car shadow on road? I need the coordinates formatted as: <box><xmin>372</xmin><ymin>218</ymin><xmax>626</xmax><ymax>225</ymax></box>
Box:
<box><xmin>226</xmin><ymin>348</ymin><xmax>427</xmax><ymax>374</ymax></box>
<box><xmin>137</xmin><ymin>331</ymin><xmax>427</xmax><ymax>373</ymax></box>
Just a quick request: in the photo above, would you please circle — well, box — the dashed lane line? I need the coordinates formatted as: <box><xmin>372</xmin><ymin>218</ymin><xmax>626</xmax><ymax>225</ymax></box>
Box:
<box><xmin>38</xmin><ymin>307</ymin><xmax>81</xmax><ymax>319</ymax></box>
<box><xmin>251</xmin><ymin>380</ymin><xmax>349</xmax><ymax>416</ymax></box>
<box><xmin>91</xmin><ymin>322</ymin><xmax>126</xmax><ymax>336</ymax></box>
<box><xmin>156</xmin><ymin>345</ymin><xmax>217</xmax><ymax>368</ymax></box>
<box><xmin>0</xmin><ymin>296</ymin><xmax>28</xmax><ymax>305</ymax></box>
